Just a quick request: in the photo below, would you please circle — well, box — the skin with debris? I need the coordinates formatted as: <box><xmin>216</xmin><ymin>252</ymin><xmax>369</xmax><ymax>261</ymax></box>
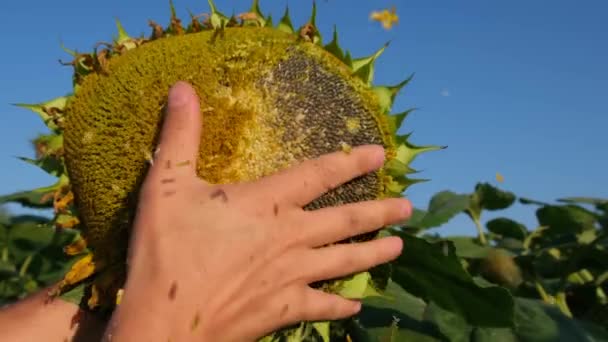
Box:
<box><xmin>0</xmin><ymin>82</ymin><xmax>411</xmax><ymax>341</ymax></box>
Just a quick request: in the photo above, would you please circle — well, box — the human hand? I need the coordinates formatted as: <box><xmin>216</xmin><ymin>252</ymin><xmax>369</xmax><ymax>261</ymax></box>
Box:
<box><xmin>104</xmin><ymin>81</ymin><xmax>412</xmax><ymax>342</ymax></box>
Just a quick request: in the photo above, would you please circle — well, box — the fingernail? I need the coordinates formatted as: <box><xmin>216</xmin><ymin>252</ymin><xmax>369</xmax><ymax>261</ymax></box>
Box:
<box><xmin>168</xmin><ymin>81</ymin><xmax>192</xmax><ymax>109</ymax></box>
<box><xmin>352</xmin><ymin>301</ymin><xmax>362</xmax><ymax>313</ymax></box>
<box><xmin>387</xmin><ymin>236</ymin><xmax>404</xmax><ymax>256</ymax></box>
<box><xmin>402</xmin><ymin>199</ymin><xmax>412</xmax><ymax>217</ymax></box>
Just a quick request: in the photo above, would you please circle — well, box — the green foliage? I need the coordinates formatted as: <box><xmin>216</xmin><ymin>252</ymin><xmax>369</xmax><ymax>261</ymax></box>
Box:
<box><xmin>388</xmin><ymin>233</ymin><xmax>514</xmax><ymax>327</ymax></box>
<box><xmin>0</xmin><ymin>208</ymin><xmax>80</xmax><ymax>306</ymax></box>
<box><xmin>363</xmin><ymin>182</ymin><xmax>608</xmax><ymax>341</ymax></box>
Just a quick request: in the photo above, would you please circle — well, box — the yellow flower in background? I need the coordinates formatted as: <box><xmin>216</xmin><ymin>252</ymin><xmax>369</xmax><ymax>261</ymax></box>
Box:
<box><xmin>496</xmin><ymin>172</ymin><xmax>505</xmax><ymax>183</ymax></box>
<box><xmin>370</xmin><ymin>6</ymin><xmax>398</xmax><ymax>30</ymax></box>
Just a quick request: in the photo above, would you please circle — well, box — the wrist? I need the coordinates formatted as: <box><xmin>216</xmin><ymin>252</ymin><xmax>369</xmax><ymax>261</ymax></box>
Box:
<box><xmin>0</xmin><ymin>287</ymin><xmax>106</xmax><ymax>341</ymax></box>
<box><xmin>103</xmin><ymin>277</ymin><xmax>215</xmax><ymax>341</ymax></box>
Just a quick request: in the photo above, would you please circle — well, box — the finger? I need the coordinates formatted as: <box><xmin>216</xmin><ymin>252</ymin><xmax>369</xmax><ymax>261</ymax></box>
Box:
<box><xmin>280</xmin><ymin>286</ymin><xmax>361</xmax><ymax>324</ymax></box>
<box><xmin>152</xmin><ymin>81</ymin><xmax>203</xmax><ymax>178</ymax></box>
<box><xmin>302</xmin><ymin>236</ymin><xmax>403</xmax><ymax>283</ymax></box>
<box><xmin>256</xmin><ymin>145</ymin><xmax>385</xmax><ymax>208</ymax></box>
<box><xmin>298</xmin><ymin>197</ymin><xmax>411</xmax><ymax>247</ymax></box>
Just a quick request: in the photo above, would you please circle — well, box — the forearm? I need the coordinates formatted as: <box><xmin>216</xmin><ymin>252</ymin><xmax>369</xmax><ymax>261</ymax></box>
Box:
<box><xmin>0</xmin><ymin>286</ymin><xmax>106</xmax><ymax>342</ymax></box>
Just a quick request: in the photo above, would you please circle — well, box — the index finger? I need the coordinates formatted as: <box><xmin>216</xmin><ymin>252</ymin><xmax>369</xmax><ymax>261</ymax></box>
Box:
<box><xmin>150</xmin><ymin>81</ymin><xmax>204</xmax><ymax>180</ymax></box>
<box><xmin>257</xmin><ymin>145</ymin><xmax>386</xmax><ymax>208</ymax></box>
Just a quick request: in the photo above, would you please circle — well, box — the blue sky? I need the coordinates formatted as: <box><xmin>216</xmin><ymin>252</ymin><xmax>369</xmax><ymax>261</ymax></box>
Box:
<box><xmin>0</xmin><ymin>0</ymin><xmax>606</xmax><ymax>237</ymax></box>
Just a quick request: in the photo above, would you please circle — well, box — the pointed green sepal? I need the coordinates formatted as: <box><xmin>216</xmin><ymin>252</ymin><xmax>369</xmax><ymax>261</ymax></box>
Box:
<box><xmin>343</xmin><ymin>50</ymin><xmax>353</xmax><ymax>68</ymax></box>
<box><xmin>323</xmin><ymin>25</ymin><xmax>345</xmax><ymax>61</ymax></box>
<box><xmin>352</xmin><ymin>42</ymin><xmax>390</xmax><ymax>84</ymax></box>
<box><xmin>114</xmin><ymin>18</ymin><xmax>131</xmax><ymax>44</ymax></box>
<box><xmin>60</xmin><ymin>41</ymin><xmax>77</xmax><ymax>57</ymax></box>
<box><xmin>395</xmin><ymin>138</ymin><xmax>446</xmax><ymax>165</ymax></box>
<box><xmin>309</xmin><ymin>0</ymin><xmax>322</xmax><ymax>44</ymax></box>
<box><xmin>338</xmin><ymin>272</ymin><xmax>386</xmax><ymax>300</ymax></box>
<box><xmin>373</xmin><ymin>73</ymin><xmax>415</xmax><ymax>113</ymax></box>
<box><xmin>166</xmin><ymin>0</ymin><xmax>185</xmax><ymax>35</ymax></box>
<box><xmin>169</xmin><ymin>0</ymin><xmax>178</xmax><ymax>20</ymax></box>
<box><xmin>17</xmin><ymin>156</ymin><xmax>64</xmax><ymax>177</ymax></box>
<box><xmin>0</xmin><ymin>175</ymin><xmax>69</xmax><ymax>209</ymax></box>
<box><xmin>265</xmin><ymin>14</ymin><xmax>273</xmax><ymax>27</ymax></box>
<box><xmin>55</xmin><ymin>213</ymin><xmax>80</xmax><ymax>229</ymax></box>
<box><xmin>311</xmin><ymin>322</ymin><xmax>330</xmax><ymax>342</ymax></box>
<box><xmin>298</xmin><ymin>1</ymin><xmax>322</xmax><ymax>44</ymax></box>
<box><xmin>385</xmin><ymin>158</ymin><xmax>417</xmax><ymax>177</ymax></box>
<box><xmin>113</xmin><ymin>18</ymin><xmax>139</xmax><ymax>51</ymax></box>
<box><xmin>185</xmin><ymin>9</ymin><xmax>201</xmax><ymax>32</ymax></box>
<box><xmin>13</xmin><ymin>96</ymin><xmax>69</xmax><ymax>132</ymax></box>
<box><xmin>244</xmin><ymin>0</ymin><xmax>267</xmax><ymax>27</ymax></box>
<box><xmin>277</xmin><ymin>6</ymin><xmax>294</xmax><ymax>34</ymax></box>
<box><xmin>31</xmin><ymin>133</ymin><xmax>63</xmax><ymax>156</ymax></box>
<box><xmin>385</xmin><ymin>177</ymin><xmax>407</xmax><ymax>195</ymax></box>
<box><xmin>387</xmin><ymin>108</ymin><xmax>416</xmax><ymax>134</ymax></box>
<box><xmin>352</xmin><ymin>42</ymin><xmax>390</xmax><ymax>71</ymax></box>
<box><xmin>386</xmin><ymin>175</ymin><xmax>429</xmax><ymax>196</ymax></box>
<box><xmin>207</xmin><ymin>0</ymin><xmax>230</xmax><ymax>31</ymax></box>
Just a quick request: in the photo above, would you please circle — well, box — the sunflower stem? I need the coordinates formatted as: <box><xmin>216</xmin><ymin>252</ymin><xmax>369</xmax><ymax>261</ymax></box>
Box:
<box><xmin>473</xmin><ymin>217</ymin><xmax>487</xmax><ymax>245</ymax></box>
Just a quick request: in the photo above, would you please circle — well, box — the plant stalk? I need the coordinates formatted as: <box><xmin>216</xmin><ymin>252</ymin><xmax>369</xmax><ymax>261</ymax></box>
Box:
<box><xmin>473</xmin><ymin>218</ymin><xmax>487</xmax><ymax>245</ymax></box>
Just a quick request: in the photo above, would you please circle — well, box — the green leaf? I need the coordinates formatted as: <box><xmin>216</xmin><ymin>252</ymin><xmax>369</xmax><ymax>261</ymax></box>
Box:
<box><xmin>8</xmin><ymin>220</ymin><xmax>55</xmax><ymax>263</ymax></box>
<box><xmin>415</xmin><ymin>191</ymin><xmax>471</xmax><ymax>230</ymax></box>
<box><xmin>443</xmin><ymin>236</ymin><xmax>494</xmax><ymax>259</ymax></box>
<box><xmin>351</xmin><ymin>281</ymin><xmax>444</xmax><ymax>342</ymax></box>
<box><xmin>422</xmin><ymin>301</ymin><xmax>473</xmax><ymax>342</ymax></box>
<box><xmin>0</xmin><ymin>188</ymin><xmax>54</xmax><ymax>209</ymax></box>
<box><xmin>390</xmin><ymin>233</ymin><xmax>515</xmax><ymax>327</ymax></box>
<box><xmin>402</xmin><ymin>208</ymin><xmax>426</xmax><ymax>226</ymax></box>
<box><xmin>510</xmin><ymin>297</ymin><xmax>608</xmax><ymax>342</ymax></box>
<box><xmin>557</xmin><ymin>197</ymin><xmax>608</xmax><ymax>207</ymax></box>
<box><xmin>486</xmin><ymin>217</ymin><xmax>528</xmax><ymax>241</ymax></box>
<box><xmin>536</xmin><ymin>205</ymin><xmax>598</xmax><ymax>235</ymax></box>
<box><xmin>471</xmin><ymin>327</ymin><xmax>518</xmax><ymax>342</ymax></box>
<box><xmin>470</xmin><ymin>183</ymin><xmax>516</xmax><ymax>214</ymax></box>
<box><xmin>519</xmin><ymin>197</ymin><xmax>549</xmax><ymax>206</ymax></box>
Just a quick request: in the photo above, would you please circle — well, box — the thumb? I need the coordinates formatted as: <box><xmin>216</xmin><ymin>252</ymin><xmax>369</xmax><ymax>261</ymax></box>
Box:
<box><xmin>152</xmin><ymin>81</ymin><xmax>202</xmax><ymax>177</ymax></box>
